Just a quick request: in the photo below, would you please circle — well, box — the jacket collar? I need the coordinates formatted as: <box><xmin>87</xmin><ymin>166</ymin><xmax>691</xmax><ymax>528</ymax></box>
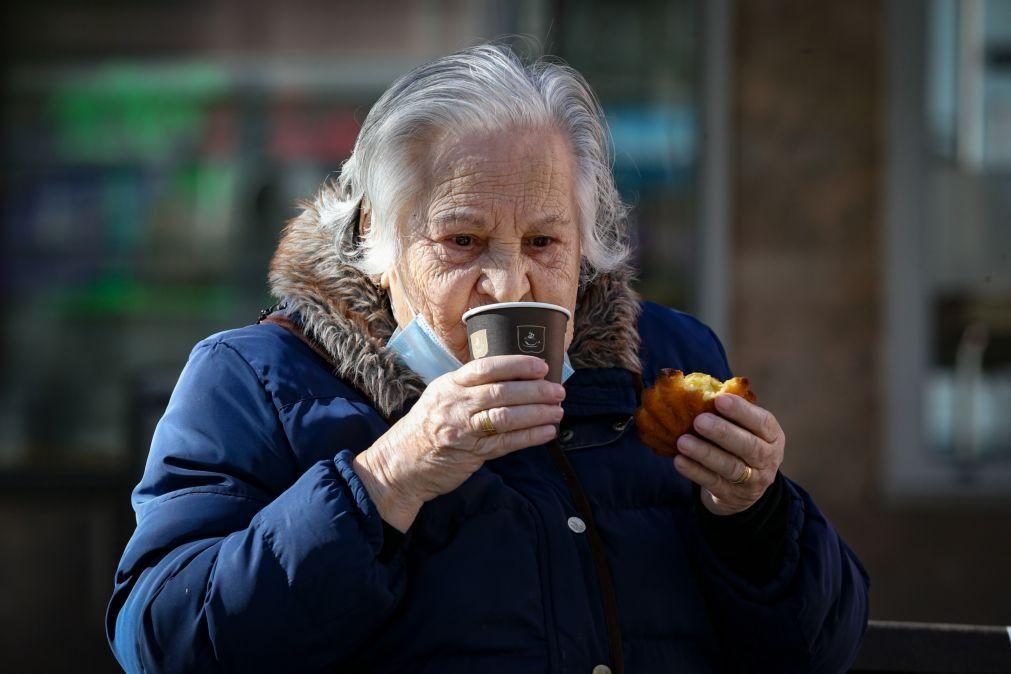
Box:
<box><xmin>268</xmin><ymin>193</ymin><xmax>642</xmax><ymax>418</ymax></box>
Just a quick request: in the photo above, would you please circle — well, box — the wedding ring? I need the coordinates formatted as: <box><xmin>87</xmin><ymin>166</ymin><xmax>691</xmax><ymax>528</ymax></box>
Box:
<box><xmin>476</xmin><ymin>409</ymin><xmax>498</xmax><ymax>436</ymax></box>
<box><xmin>730</xmin><ymin>464</ymin><xmax>753</xmax><ymax>485</ymax></box>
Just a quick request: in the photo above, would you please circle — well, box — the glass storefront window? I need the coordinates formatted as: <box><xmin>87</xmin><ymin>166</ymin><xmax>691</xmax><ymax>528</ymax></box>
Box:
<box><xmin>924</xmin><ymin>0</ymin><xmax>1011</xmax><ymax>468</ymax></box>
<box><xmin>557</xmin><ymin>0</ymin><xmax>700</xmax><ymax>310</ymax></box>
<box><xmin>887</xmin><ymin>0</ymin><xmax>1011</xmax><ymax>496</ymax></box>
<box><xmin>1</xmin><ymin>0</ymin><xmax>702</xmax><ymax>477</ymax></box>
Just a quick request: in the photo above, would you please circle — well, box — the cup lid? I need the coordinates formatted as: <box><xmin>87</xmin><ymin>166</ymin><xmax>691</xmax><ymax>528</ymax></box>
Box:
<box><xmin>463</xmin><ymin>301</ymin><xmax>572</xmax><ymax>321</ymax></box>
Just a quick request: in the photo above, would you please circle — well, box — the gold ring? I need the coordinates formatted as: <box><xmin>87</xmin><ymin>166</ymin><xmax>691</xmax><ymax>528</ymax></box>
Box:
<box><xmin>477</xmin><ymin>409</ymin><xmax>498</xmax><ymax>436</ymax></box>
<box><xmin>730</xmin><ymin>464</ymin><xmax>753</xmax><ymax>485</ymax></box>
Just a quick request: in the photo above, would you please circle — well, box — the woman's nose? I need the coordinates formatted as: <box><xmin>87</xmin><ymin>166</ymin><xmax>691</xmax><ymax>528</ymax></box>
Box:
<box><xmin>478</xmin><ymin>264</ymin><xmax>532</xmax><ymax>303</ymax></box>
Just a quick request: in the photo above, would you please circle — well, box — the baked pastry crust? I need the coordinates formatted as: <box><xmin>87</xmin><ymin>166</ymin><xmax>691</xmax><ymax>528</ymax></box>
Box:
<box><xmin>635</xmin><ymin>369</ymin><xmax>757</xmax><ymax>457</ymax></box>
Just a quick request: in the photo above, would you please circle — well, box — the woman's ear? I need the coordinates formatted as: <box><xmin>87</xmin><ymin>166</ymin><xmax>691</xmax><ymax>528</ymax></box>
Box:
<box><xmin>358</xmin><ymin>196</ymin><xmax>372</xmax><ymax>237</ymax></box>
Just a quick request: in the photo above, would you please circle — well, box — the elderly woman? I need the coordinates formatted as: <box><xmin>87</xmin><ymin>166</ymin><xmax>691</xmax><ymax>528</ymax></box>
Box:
<box><xmin>107</xmin><ymin>45</ymin><xmax>868</xmax><ymax>673</ymax></box>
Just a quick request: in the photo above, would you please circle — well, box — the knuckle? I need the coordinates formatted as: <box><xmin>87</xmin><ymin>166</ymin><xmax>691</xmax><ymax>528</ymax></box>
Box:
<box><xmin>761</xmin><ymin>455</ymin><xmax>778</xmax><ymax>472</ymax></box>
<box><xmin>487</xmin><ymin>406</ymin><xmax>507</xmax><ymax>429</ymax></box>
<box><xmin>712</xmin><ymin>418</ymin><xmax>729</xmax><ymax>443</ymax></box>
<box><xmin>748</xmin><ymin>433</ymin><xmax>763</xmax><ymax>457</ymax></box>
<box><xmin>699</xmin><ymin>442</ymin><xmax>715</xmax><ymax>464</ymax></box>
<box><xmin>716</xmin><ymin>392</ymin><xmax>734</xmax><ymax>412</ymax></box>
<box><xmin>519</xmin><ymin>426</ymin><xmax>537</xmax><ymax>445</ymax></box>
<box><xmin>463</xmin><ymin>355</ymin><xmax>488</xmax><ymax>375</ymax></box>
<box><xmin>473</xmin><ymin>435</ymin><xmax>493</xmax><ymax>455</ymax></box>
<box><xmin>726</xmin><ymin>455</ymin><xmax>743</xmax><ymax>478</ymax></box>
<box><xmin>487</xmin><ymin>383</ymin><xmax>508</xmax><ymax>405</ymax></box>
<box><xmin>436</xmin><ymin>426</ymin><xmax>461</xmax><ymax>447</ymax></box>
<box><xmin>763</xmin><ymin>415</ymin><xmax>779</xmax><ymax>441</ymax></box>
<box><xmin>430</xmin><ymin>390</ymin><xmax>450</xmax><ymax>412</ymax></box>
<box><xmin>430</xmin><ymin>408</ymin><xmax>448</xmax><ymax>428</ymax></box>
<box><xmin>474</xmin><ymin>358</ymin><xmax>494</xmax><ymax>378</ymax></box>
<box><xmin>447</xmin><ymin>368</ymin><xmax>468</xmax><ymax>387</ymax></box>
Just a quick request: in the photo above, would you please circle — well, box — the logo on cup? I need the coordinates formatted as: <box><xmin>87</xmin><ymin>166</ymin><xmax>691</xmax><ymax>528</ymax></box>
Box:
<box><xmin>470</xmin><ymin>329</ymin><xmax>489</xmax><ymax>358</ymax></box>
<box><xmin>517</xmin><ymin>325</ymin><xmax>545</xmax><ymax>354</ymax></box>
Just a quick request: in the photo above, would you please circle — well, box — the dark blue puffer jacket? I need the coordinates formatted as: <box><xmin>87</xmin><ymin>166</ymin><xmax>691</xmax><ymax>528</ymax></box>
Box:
<box><xmin>106</xmin><ymin>219</ymin><xmax>868</xmax><ymax>673</ymax></box>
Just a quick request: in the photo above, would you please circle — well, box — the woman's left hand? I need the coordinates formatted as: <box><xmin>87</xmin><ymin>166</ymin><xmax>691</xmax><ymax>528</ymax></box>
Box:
<box><xmin>673</xmin><ymin>392</ymin><xmax>786</xmax><ymax>516</ymax></box>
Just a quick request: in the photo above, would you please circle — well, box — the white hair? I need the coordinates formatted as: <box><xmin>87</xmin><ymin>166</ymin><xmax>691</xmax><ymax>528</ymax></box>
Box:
<box><xmin>316</xmin><ymin>43</ymin><xmax>630</xmax><ymax>277</ymax></box>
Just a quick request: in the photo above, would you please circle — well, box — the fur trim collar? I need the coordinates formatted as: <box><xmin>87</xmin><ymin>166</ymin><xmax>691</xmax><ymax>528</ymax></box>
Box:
<box><xmin>268</xmin><ymin>197</ymin><xmax>642</xmax><ymax>418</ymax></box>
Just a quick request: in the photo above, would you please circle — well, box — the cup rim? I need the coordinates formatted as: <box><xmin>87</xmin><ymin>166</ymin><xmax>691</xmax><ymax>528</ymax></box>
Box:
<box><xmin>462</xmin><ymin>301</ymin><xmax>572</xmax><ymax>322</ymax></box>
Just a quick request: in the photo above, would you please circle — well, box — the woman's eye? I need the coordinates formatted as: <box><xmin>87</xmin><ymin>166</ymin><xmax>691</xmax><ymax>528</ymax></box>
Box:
<box><xmin>530</xmin><ymin>236</ymin><xmax>552</xmax><ymax>248</ymax></box>
<box><xmin>452</xmin><ymin>235</ymin><xmax>473</xmax><ymax>247</ymax></box>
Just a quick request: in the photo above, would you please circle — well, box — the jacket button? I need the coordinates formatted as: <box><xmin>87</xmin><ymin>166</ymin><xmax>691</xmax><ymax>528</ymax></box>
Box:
<box><xmin>559</xmin><ymin>429</ymin><xmax>574</xmax><ymax>443</ymax></box>
<box><xmin>611</xmin><ymin>418</ymin><xmax>629</xmax><ymax>431</ymax></box>
<box><xmin>567</xmin><ymin>516</ymin><xmax>587</xmax><ymax>534</ymax></box>
<box><xmin>592</xmin><ymin>666</ymin><xmax>612</xmax><ymax>674</ymax></box>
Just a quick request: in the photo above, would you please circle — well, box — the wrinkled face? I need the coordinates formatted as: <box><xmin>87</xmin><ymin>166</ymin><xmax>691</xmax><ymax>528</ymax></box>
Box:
<box><xmin>381</xmin><ymin>127</ymin><xmax>582</xmax><ymax>363</ymax></box>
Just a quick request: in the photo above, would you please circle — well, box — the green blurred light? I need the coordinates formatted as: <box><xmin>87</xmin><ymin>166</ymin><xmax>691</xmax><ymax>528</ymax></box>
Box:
<box><xmin>53</xmin><ymin>274</ymin><xmax>237</xmax><ymax>319</ymax></box>
<box><xmin>50</xmin><ymin>62</ymin><xmax>228</xmax><ymax>162</ymax></box>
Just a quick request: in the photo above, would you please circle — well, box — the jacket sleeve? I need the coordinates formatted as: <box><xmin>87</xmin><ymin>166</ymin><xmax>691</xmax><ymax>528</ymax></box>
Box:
<box><xmin>106</xmin><ymin>339</ymin><xmax>406</xmax><ymax>673</ymax></box>
<box><xmin>689</xmin><ymin>326</ymin><xmax>870</xmax><ymax>674</ymax></box>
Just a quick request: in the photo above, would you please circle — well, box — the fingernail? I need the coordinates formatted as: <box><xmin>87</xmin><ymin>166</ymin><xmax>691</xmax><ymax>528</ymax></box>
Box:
<box><xmin>677</xmin><ymin>434</ymin><xmax>691</xmax><ymax>451</ymax></box>
<box><xmin>554</xmin><ymin>385</ymin><xmax>566</xmax><ymax>400</ymax></box>
<box><xmin>695</xmin><ymin>414</ymin><xmax>714</xmax><ymax>431</ymax></box>
<box><xmin>715</xmin><ymin>394</ymin><xmax>733</xmax><ymax>411</ymax></box>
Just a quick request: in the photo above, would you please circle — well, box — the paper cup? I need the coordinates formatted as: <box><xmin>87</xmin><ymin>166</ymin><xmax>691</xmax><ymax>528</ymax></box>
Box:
<box><xmin>462</xmin><ymin>302</ymin><xmax>571</xmax><ymax>384</ymax></box>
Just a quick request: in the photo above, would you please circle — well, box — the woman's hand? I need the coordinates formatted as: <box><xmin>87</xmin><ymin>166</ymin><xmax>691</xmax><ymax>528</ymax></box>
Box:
<box><xmin>353</xmin><ymin>355</ymin><xmax>565</xmax><ymax>532</ymax></box>
<box><xmin>672</xmin><ymin>393</ymin><xmax>786</xmax><ymax>516</ymax></box>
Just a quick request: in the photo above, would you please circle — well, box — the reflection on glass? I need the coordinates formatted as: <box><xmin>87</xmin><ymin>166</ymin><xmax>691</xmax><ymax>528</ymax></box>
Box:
<box><xmin>924</xmin><ymin>0</ymin><xmax>1011</xmax><ymax>472</ymax></box>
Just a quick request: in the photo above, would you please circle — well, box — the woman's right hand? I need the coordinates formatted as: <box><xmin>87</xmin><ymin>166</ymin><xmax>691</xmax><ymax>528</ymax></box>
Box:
<box><xmin>352</xmin><ymin>355</ymin><xmax>565</xmax><ymax>532</ymax></box>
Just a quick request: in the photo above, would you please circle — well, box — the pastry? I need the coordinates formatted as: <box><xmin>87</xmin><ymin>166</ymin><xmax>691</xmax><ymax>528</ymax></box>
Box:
<box><xmin>635</xmin><ymin>369</ymin><xmax>757</xmax><ymax>457</ymax></box>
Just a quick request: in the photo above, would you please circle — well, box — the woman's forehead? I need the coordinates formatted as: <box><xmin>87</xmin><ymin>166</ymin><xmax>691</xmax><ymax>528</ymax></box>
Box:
<box><xmin>422</xmin><ymin>129</ymin><xmax>577</xmax><ymax>220</ymax></box>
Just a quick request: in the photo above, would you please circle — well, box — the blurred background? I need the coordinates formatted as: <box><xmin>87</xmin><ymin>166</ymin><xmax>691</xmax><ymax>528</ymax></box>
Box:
<box><xmin>1</xmin><ymin>0</ymin><xmax>1009</xmax><ymax>671</ymax></box>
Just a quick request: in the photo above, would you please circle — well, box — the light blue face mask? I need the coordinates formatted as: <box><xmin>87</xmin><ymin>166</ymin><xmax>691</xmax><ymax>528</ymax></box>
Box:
<box><xmin>387</xmin><ymin>291</ymin><xmax>574</xmax><ymax>385</ymax></box>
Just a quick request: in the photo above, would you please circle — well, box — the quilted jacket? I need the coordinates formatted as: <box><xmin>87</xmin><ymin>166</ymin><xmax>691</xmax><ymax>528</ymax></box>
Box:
<box><xmin>106</xmin><ymin>199</ymin><xmax>869</xmax><ymax>673</ymax></box>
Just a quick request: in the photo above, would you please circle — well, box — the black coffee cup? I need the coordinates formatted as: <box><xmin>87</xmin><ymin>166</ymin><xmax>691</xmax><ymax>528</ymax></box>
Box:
<box><xmin>462</xmin><ymin>302</ymin><xmax>571</xmax><ymax>384</ymax></box>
